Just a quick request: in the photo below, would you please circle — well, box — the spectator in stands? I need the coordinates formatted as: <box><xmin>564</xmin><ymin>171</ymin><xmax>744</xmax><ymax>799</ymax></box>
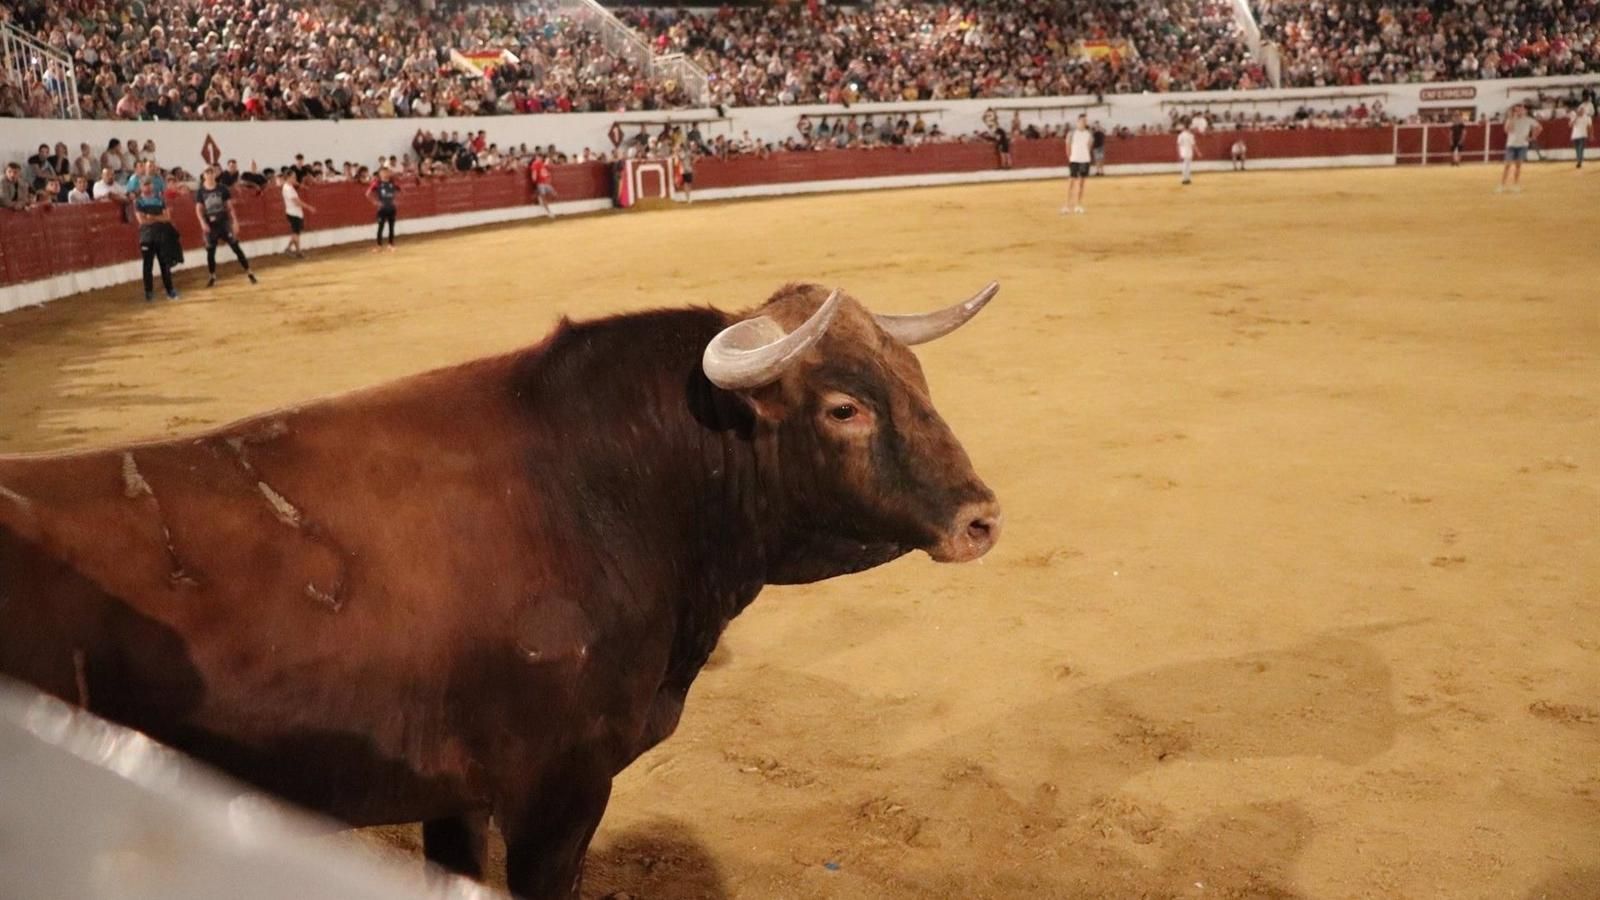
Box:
<box><xmin>67</xmin><ymin>176</ymin><xmax>94</xmax><ymax>204</ymax></box>
<box><xmin>0</xmin><ymin>162</ymin><xmax>24</xmax><ymax>210</ymax></box>
<box><xmin>35</xmin><ymin>178</ymin><xmax>63</xmax><ymax>208</ymax></box>
<box><xmin>25</xmin><ymin>144</ymin><xmax>53</xmax><ymax>193</ymax></box>
<box><xmin>100</xmin><ymin>138</ymin><xmax>125</xmax><ymax>178</ymax></box>
<box><xmin>93</xmin><ymin>167</ymin><xmax>128</xmax><ymax>204</ymax></box>
<box><xmin>219</xmin><ymin>159</ymin><xmax>241</xmax><ymax>188</ymax></box>
<box><xmin>72</xmin><ymin>143</ymin><xmax>97</xmax><ymax>181</ymax></box>
<box><xmin>239</xmin><ymin>161</ymin><xmax>269</xmax><ymax>190</ymax></box>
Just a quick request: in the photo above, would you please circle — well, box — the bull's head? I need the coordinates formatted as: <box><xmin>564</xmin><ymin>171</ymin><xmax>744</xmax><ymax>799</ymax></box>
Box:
<box><xmin>702</xmin><ymin>283</ymin><xmax>1002</xmax><ymax>584</ymax></box>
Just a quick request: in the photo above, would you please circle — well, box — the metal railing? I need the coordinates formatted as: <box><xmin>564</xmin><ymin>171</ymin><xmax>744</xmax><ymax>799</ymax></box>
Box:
<box><xmin>543</xmin><ymin>0</ymin><xmax>709</xmax><ymax>106</ymax></box>
<box><xmin>1224</xmin><ymin>0</ymin><xmax>1281</xmax><ymax>88</ymax></box>
<box><xmin>1</xmin><ymin>20</ymin><xmax>81</xmax><ymax>118</ymax></box>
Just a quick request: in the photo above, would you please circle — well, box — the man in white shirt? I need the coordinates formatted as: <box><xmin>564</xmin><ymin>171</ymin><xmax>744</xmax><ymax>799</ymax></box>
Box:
<box><xmin>66</xmin><ymin>176</ymin><xmax>94</xmax><ymax>204</ymax></box>
<box><xmin>92</xmin><ymin>167</ymin><xmax>127</xmax><ymax>205</ymax></box>
<box><xmin>1570</xmin><ymin>104</ymin><xmax>1593</xmax><ymax>169</ymax></box>
<box><xmin>1497</xmin><ymin>105</ymin><xmax>1541</xmax><ymax>193</ymax></box>
<box><xmin>1061</xmin><ymin>114</ymin><xmax>1093</xmax><ymax>214</ymax></box>
<box><xmin>1231</xmin><ymin>138</ymin><xmax>1247</xmax><ymax>171</ymax></box>
<box><xmin>1192</xmin><ymin>113</ymin><xmax>1209</xmax><ymax>134</ymax></box>
<box><xmin>1177</xmin><ymin>123</ymin><xmax>1199</xmax><ymax>185</ymax></box>
<box><xmin>281</xmin><ymin>170</ymin><xmax>317</xmax><ymax>258</ymax></box>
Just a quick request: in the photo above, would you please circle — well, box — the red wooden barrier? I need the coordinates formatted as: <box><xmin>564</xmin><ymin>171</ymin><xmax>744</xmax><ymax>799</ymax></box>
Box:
<box><xmin>5</xmin><ymin>126</ymin><xmax>1556</xmax><ymax>292</ymax></box>
<box><xmin>0</xmin><ymin>164</ymin><xmax>613</xmax><ymax>289</ymax></box>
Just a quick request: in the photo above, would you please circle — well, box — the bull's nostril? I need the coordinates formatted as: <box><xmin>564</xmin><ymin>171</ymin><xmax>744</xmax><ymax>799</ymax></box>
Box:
<box><xmin>967</xmin><ymin>518</ymin><xmax>995</xmax><ymax>541</ymax></box>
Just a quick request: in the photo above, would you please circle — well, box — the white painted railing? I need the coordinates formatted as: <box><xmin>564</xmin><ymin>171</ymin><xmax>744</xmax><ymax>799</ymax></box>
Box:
<box><xmin>1</xmin><ymin>20</ymin><xmax>80</xmax><ymax>118</ymax></box>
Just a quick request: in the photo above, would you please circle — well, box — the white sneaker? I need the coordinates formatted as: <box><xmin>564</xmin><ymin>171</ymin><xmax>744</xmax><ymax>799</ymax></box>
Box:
<box><xmin>1494</xmin><ymin>185</ymin><xmax>1504</xmax><ymax>193</ymax></box>
<box><xmin>1074</xmin><ymin>206</ymin><xmax>1085</xmax><ymax>214</ymax></box>
<box><xmin>1511</xmin><ymin>185</ymin><xmax>1523</xmax><ymax>193</ymax></box>
<box><xmin>1059</xmin><ymin>205</ymin><xmax>1071</xmax><ymax>215</ymax></box>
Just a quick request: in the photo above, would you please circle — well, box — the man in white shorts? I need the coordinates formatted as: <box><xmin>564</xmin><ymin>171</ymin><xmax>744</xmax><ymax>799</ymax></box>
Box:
<box><xmin>1062</xmin><ymin>114</ymin><xmax>1093</xmax><ymax>214</ymax></box>
<box><xmin>1177</xmin><ymin>122</ymin><xmax>1198</xmax><ymax>185</ymax></box>
<box><xmin>1570</xmin><ymin>102</ymin><xmax>1593</xmax><ymax>169</ymax></box>
<box><xmin>1497</xmin><ymin>105</ymin><xmax>1541</xmax><ymax>193</ymax></box>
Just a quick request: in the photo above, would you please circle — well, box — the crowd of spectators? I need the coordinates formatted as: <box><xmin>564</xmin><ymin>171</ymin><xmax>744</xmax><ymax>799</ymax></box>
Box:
<box><xmin>621</xmin><ymin>0</ymin><xmax>1262</xmax><ymax>105</ymax></box>
<box><xmin>1</xmin><ymin>0</ymin><xmax>688</xmax><ymax>122</ymax></box>
<box><xmin>1259</xmin><ymin>0</ymin><xmax>1600</xmax><ymax>87</ymax></box>
<box><xmin>3</xmin><ymin>0</ymin><xmax>1598</xmax><ymax>123</ymax></box>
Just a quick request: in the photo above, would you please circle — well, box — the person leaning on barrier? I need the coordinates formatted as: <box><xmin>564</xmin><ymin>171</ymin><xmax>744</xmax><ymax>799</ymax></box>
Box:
<box><xmin>93</xmin><ymin>167</ymin><xmax>129</xmax><ymax>206</ymax></box>
<box><xmin>0</xmin><ymin>162</ymin><xmax>26</xmax><ymax>210</ymax></box>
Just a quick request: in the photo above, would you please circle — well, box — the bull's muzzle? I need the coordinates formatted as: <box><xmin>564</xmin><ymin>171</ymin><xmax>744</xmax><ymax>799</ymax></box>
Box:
<box><xmin>930</xmin><ymin>497</ymin><xmax>1003</xmax><ymax>563</ymax></box>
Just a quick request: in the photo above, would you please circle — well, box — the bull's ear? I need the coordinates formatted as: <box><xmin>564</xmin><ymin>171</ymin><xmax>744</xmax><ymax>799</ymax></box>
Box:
<box><xmin>739</xmin><ymin>382</ymin><xmax>790</xmax><ymax>422</ymax></box>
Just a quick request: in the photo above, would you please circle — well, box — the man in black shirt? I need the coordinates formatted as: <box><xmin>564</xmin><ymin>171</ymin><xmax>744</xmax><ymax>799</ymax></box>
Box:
<box><xmin>366</xmin><ymin>166</ymin><xmax>400</xmax><ymax>251</ymax></box>
<box><xmin>218</xmin><ymin>159</ymin><xmax>241</xmax><ymax>188</ymax></box>
<box><xmin>193</xmin><ymin>166</ymin><xmax>257</xmax><ymax>287</ymax></box>
<box><xmin>1450</xmin><ymin>112</ymin><xmax>1467</xmax><ymax>166</ymax></box>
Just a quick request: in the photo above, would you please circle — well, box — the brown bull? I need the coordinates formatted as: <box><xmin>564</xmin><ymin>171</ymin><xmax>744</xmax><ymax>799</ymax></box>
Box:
<box><xmin>0</xmin><ymin>282</ymin><xmax>1002</xmax><ymax>899</ymax></box>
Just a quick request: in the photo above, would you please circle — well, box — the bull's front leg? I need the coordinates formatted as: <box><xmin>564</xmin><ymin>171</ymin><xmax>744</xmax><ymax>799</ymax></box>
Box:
<box><xmin>422</xmin><ymin>810</ymin><xmax>491</xmax><ymax>880</ymax></box>
<box><xmin>498</xmin><ymin>762</ymin><xmax>614</xmax><ymax>900</ymax></box>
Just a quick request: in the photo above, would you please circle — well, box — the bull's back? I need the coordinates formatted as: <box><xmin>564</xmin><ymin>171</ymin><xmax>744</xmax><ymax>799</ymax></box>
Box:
<box><xmin>0</xmin><ymin>364</ymin><xmax>557</xmax><ymax>819</ymax></box>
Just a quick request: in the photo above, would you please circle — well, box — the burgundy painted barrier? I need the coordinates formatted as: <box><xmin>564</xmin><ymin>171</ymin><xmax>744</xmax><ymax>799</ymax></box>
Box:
<box><xmin>0</xmin><ymin>164</ymin><xmax>612</xmax><ymax>289</ymax></box>
<box><xmin>9</xmin><ymin>124</ymin><xmax>1559</xmax><ymax>292</ymax></box>
<box><xmin>692</xmin><ymin>127</ymin><xmax>1399</xmax><ymax>189</ymax></box>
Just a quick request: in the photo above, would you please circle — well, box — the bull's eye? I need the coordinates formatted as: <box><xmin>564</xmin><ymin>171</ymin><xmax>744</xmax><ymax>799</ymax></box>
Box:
<box><xmin>828</xmin><ymin>403</ymin><xmax>859</xmax><ymax>422</ymax></box>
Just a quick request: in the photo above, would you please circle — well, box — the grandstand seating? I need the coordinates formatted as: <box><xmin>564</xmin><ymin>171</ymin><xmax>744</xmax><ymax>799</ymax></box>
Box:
<box><xmin>1</xmin><ymin>0</ymin><xmax>1594</xmax><ymax>121</ymax></box>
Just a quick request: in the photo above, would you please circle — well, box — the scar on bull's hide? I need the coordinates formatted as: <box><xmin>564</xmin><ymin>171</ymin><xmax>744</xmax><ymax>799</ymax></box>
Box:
<box><xmin>120</xmin><ymin>452</ymin><xmax>200</xmax><ymax>587</ymax></box>
<box><xmin>219</xmin><ymin>417</ymin><xmax>292</xmax><ymax>473</ymax></box>
<box><xmin>257</xmin><ymin>482</ymin><xmax>303</xmax><ymax>528</ymax></box>
<box><xmin>249</xmin><ymin>477</ymin><xmax>346</xmax><ymax>613</ymax></box>
<box><xmin>121</xmin><ymin>452</ymin><xmax>152</xmax><ymax>499</ymax></box>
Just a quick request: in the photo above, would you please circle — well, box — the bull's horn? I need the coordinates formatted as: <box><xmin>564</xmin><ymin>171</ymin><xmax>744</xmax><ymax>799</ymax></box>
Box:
<box><xmin>703</xmin><ymin>289</ymin><xmax>844</xmax><ymax>390</ymax></box>
<box><xmin>875</xmin><ymin>281</ymin><xmax>1000</xmax><ymax>346</ymax></box>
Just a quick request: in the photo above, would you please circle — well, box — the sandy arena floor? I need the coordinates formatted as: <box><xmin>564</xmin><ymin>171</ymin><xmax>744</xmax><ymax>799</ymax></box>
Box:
<box><xmin>1</xmin><ymin>165</ymin><xmax>1596</xmax><ymax>900</ymax></box>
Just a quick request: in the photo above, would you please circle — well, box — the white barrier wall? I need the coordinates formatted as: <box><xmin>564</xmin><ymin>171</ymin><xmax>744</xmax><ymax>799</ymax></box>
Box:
<box><xmin>0</xmin><ymin>682</ymin><xmax>506</xmax><ymax>900</ymax></box>
<box><xmin>4</xmin><ymin>75</ymin><xmax>1593</xmax><ymax>177</ymax></box>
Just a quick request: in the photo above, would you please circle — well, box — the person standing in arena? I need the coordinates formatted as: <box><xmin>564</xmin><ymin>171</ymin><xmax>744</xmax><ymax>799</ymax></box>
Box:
<box><xmin>1450</xmin><ymin>112</ymin><xmax>1468</xmax><ymax>166</ymax></box>
<box><xmin>1091</xmin><ymin>122</ymin><xmax>1107</xmax><ymax>176</ymax></box>
<box><xmin>366</xmin><ymin>166</ymin><xmax>400</xmax><ymax>251</ymax></box>
<box><xmin>676</xmin><ymin>147</ymin><xmax>695</xmax><ymax>204</ymax></box>
<box><xmin>1062</xmin><ymin>114</ymin><xmax>1093</xmax><ymax>214</ymax></box>
<box><xmin>1231</xmin><ymin>137</ymin><xmax>1247</xmax><ymax>171</ymax></box>
<box><xmin>133</xmin><ymin>176</ymin><xmax>180</xmax><ymax>302</ymax></box>
<box><xmin>1177</xmin><ymin>121</ymin><xmax>1199</xmax><ymax>185</ymax></box>
<box><xmin>194</xmin><ymin>166</ymin><xmax>256</xmax><ymax>287</ymax></box>
<box><xmin>1570</xmin><ymin>103</ymin><xmax>1593</xmax><ymax>169</ymax></box>
<box><xmin>1497</xmin><ymin>105</ymin><xmax>1541</xmax><ymax>193</ymax></box>
<box><xmin>529</xmin><ymin>152</ymin><xmax>557</xmax><ymax>218</ymax></box>
<box><xmin>281</xmin><ymin>170</ymin><xmax>316</xmax><ymax>257</ymax></box>
<box><xmin>993</xmin><ymin>123</ymin><xmax>1013</xmax><ymax>170</ymax></box>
